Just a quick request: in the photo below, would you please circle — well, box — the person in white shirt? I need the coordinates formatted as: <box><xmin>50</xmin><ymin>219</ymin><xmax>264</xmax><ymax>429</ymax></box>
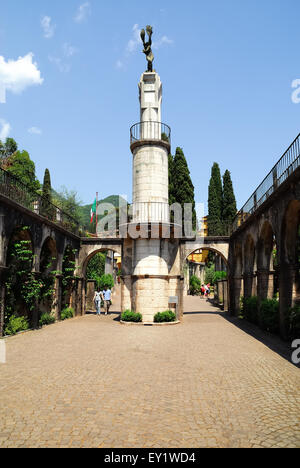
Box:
<box><xmin>94</xmin><ymin>289</ymin><xmax>103</xmax><ymax>316</ymax></box>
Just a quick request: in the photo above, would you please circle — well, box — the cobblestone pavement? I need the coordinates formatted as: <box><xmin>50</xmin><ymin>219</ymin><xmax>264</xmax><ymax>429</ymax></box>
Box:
<box><xmin>0</xmin><ymin>293</ymin><xmax>299</xmax><ymax>448</ymax></box>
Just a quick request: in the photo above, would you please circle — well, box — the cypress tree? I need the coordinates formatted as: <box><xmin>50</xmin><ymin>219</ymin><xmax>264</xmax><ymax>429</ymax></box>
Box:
<box><xmin>222</xmin><ymin>170</ymin><xmax>237</xmax><ymax>235</ymax></box>
<box><xmin>208</xmin><ymin>162</ymin><xmax>223</xmax><ymax>236</ymax></box>
<box><xmin>172</xmin><ymin>147</ymin><xmax>196</xmax><ymax>231</ymax></box>
<box><xmin>41</xmin><ymin>168</ymin><xmax>53</xmax><ymax>219</ymax></box>
<box><xmin>168</xmin><ymin>153</ymin><xmax>176</xmax><ymax>205</ymax></box>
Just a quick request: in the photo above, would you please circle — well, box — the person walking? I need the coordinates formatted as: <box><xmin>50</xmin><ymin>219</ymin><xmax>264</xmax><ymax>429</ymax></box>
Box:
<box><xmin>94</xmin><ymin>289</ymin><xmax>103</xmax><ymax>316</ymax></box>
<box><xmin>103</xmin><ymin>286</ymin><xmax>112</xmax><ymax>315</ymax></box>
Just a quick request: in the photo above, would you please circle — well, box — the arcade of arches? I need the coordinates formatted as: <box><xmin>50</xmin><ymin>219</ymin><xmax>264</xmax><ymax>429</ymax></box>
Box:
<box><xmin>1</xmin><ymin>182</ymin><xmax>300</xmax><ymax>338</ymax></box>
<box><xmin>229</xmin><ymin>197</ymin><xmax>300</xmax><ymax>338</ymax></box>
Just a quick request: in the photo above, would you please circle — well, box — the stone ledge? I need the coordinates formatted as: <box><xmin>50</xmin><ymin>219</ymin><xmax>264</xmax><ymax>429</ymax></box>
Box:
<box><xmin>120</xmin><ymin>320</ymin><xmax>181</xmax><ymax>326</ymax></box>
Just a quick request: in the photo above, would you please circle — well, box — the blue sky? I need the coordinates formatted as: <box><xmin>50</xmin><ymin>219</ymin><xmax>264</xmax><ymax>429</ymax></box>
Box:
<box><xmin>0</xmin><ymin>0</ymin><xmax>299</xmax><ymax>210</ymax></box>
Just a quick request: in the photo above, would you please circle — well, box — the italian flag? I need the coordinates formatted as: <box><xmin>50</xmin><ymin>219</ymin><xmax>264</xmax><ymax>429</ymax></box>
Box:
<box><xmin>90</xmin><ymin>198</ymin><xmax>97</xmax><ymax>223</ymax></box>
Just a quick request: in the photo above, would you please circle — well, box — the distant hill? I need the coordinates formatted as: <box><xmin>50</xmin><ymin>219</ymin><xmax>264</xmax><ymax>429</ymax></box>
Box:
<box><xmin>79</xmin><ymin>195</ymin><xmax>128</xmax><ymax>230</ymax></box>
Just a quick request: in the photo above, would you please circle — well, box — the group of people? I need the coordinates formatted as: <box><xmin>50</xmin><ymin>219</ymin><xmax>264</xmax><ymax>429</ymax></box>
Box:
<box><xmin>93</xmin><ymin>287</ymin><xmax>112</xmax><ymax>316</ymax></box>
<box><xmin>200</xmin><ymin>283</ymin><xmax>211</xmax><ymax>298</ymax></box>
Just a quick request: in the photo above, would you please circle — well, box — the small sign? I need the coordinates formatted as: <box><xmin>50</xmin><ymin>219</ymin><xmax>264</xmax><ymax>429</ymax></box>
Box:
<box><xmin>169</xmin><ymin>296</ymin><xmax>178</xmax><ymax>304</ymax></box>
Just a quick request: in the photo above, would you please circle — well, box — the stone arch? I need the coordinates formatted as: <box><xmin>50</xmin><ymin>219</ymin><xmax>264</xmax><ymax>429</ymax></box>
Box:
<box><xmin>279</xmin><ymin>200</ymin><xmax>300</xmax><ymax>336</ymax></box>
<box><xmin>61</xmin><ymin>245</ymin><xmax>76</xmax><ymax>309</ymax></box>
<box><xmin>5</xmin><ymin>226</ymin><xmax>34</xmax><ymax>267</ymax></box>
<box><xmin>256</xmin><ymin>221</ymin><xmax>276</xmax><ymax>301</ymax></box>
<box><xmin>281</xmin><ymin>200</ymin><xmax>300</xmax><ymax>264</ymax></box>
<box><xmin>77</xmin><ymin>243</ymin><xmax>122</xmax><ymax>278</ymax></box>
<box><xmin>184</xmin><ymin>245</ymin><xmax>228</xmax><ymax>267</ymax></box>
<box><xmin>228</xmin><ymin>241</ymin><xmax>243</xmax><ymax>316</ymax></box>
<box><xmin>243</xmin><ymin>234</ymin><xmax>256</xmax><ymax>299</ymax></box>
<box><xmin>39</xmin><ymin>236</ymin><xmax>58</xmax><ymax>273</ymax></box>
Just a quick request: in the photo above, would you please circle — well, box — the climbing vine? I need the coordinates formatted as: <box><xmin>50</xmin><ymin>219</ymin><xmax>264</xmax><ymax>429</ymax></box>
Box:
<box><xmin>5</xmin><ymin>228</ymin><xmax>58</xmax><ymax>328</ymax></box>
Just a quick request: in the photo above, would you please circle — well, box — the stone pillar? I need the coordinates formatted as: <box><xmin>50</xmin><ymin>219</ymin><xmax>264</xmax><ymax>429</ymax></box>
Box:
<box><xmin>132</xmin><ymin>72</ymin><xmax>169</xmax><ymax>224</ymax></box>
<box><xmin>279</xmin><ymin>263</ymin><xmax>297</xmax><ymax>338</ymax></box>
<box><xmin>230</xmin><ymin>276</ymin><xmax>243</xmax><ymax>316</ymax></box>
<box><xmin>243</xmin><ymin>273</ymin><xmax>254</xmax><ymax>299</ymax></box>
<box><xmin>86</xmin><ymin>280</ymin><xmax>96</xmax><ymax>312</ymax></box>
<box><xmin>76</xmin><ymin>278</ymin><xmax>84</xmax><ymax>316</ymax></box>
<box><xmin>53</xmin><ymin>274</ymin><xmax>62</xmax><ymax>320</ymax></box>
<box><xmin>223</xmin><ymin>281</ymin><xmax>229</xmax><ymax>311</ymax></box>
<box><xmin>257</xmin><ymin>269</ymin><xmax>273</xmax><ymax>301</ymax></box>
<box><xmin>0</xmin><ymin>266</ymin><xmax>7</xmax><ymax>337</ymax></box>
<box><xmin>121</xmin><ymin>275</ymin><xmax>132</xmax><ymax>312</ymax></box>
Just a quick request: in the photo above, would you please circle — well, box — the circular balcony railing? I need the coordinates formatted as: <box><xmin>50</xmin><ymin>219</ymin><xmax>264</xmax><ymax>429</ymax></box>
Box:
<box><xmin>130</xmin><ymin>121</ymin><xmax>171</xmax><ymax>146</ymax></box>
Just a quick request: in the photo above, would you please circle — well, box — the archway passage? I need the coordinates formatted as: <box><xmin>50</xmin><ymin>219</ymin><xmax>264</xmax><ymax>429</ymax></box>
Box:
<box><xmin>279</xmin><ymin>200</ymin><xmax>300</xmax><ymax>336</ymax></box>
<box><xmin>4</xmin><ymin>227</ymin><xmax>35</xmax><ymax>331</ymax></box>
<box><xmin>184</xmin><ymin>246</ymin><xmax>229</xmax><ymax>312</ymax></box>
<box><xmin>82</xmin><ymin>248</ymin><xmax>121</xmax><ymax>314</ymax></box>
<box><xmin>39</xmin><ymin>237</ymin><xmax>58</xmax><ymax>317</ymax></box>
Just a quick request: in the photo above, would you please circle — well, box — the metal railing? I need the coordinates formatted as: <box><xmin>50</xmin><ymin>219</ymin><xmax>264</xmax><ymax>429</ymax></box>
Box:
<box><xmin>130</xmin><ymin>121</ymin><xmax>171</xmax><ymax>146</ymax></box>
<box><xmin>0</xmin><ymin>166</ymin><xmax>80</xmax><ymax>235</ymax></box>
<box><xmin>232</xmin><ymin>132</ymin><xmax>300</xmax><ymax>232</ymax></box>
<box><xmin>129</xmin><ymin>202</ymin><xmax>170</xmax><ymax>223</ymax></box>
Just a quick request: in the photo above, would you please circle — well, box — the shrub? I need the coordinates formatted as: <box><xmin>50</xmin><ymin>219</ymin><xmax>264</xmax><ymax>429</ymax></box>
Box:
<box><xmin>213</xmin><ymin>271</ymin><xmax>227</xmax><ymax>283</ymax></box>
<box><xmin>121</xmin><ymin>310</ymin><xmax>142</xmax><ymax>322</ymax></box>
<box><xmin>4</xmin><ymin>315</ymin><xmax>29</xmax><ymax>336</ymax></box>
<box><xmin>39</xmin><ymin>313</ymin><xmax>55</xmax><ymax>327</ymax></box>
<box><xmin>260</xmin><ymin>299</ymin><xmax>279</xmax><ymax>333</ymax></box>
<box><xmin>154</xmin><ymin>310</ymin><xmax>176</xmax><ymax>323</ymax></box>
<box><xmin>99</xmin><ymin>274</ymin><xmax>114</xmax><ymax>290</ymax></box>
<box><xmin>61</xmin><ymin>307</ymin><xmax>74</xmax><ymax>321</ymax></box>
<box><xmin>242</xmin><ymin>296</ymin><xmax>259</xmax><ymax>324</ymax></box>
<box><xmin>189</xmin><ymin>275</ymin><xmax>201</xmax><ymax>295</ymax></box>
<box><xmin>290</xmin><ymin>305</ymin><xmax>300</xmax><ymax>339</ymax></box>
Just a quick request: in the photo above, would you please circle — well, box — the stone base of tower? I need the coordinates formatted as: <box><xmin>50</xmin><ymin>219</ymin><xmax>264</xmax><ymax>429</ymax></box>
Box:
<box><xmin>121</xmin><ymin>274</ymin><xmax>183</xmax><ymax>323</ymax></box>
<box><xmin>121</xmin><ymin>236</ymin><xmax>184</xmax><ymax>323</ymax></box>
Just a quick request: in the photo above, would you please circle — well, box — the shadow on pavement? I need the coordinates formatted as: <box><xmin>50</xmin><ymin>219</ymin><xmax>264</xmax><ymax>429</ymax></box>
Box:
<box><xmin>222</xmin><ymin>313</ymin><xmax>300</xmax><ymax>369</ymax></box>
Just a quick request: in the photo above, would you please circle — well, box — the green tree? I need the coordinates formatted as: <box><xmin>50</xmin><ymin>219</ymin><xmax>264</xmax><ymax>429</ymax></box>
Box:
<box><xmin>41</xmin><ymin>168</ymin><xmax>54</xmax><ymax>219</ymax></box>
<box><xmin>55</xmin><ymin>187</ymin><xmax>82</xmax><ymax>223</ymax></box>
<box><xmin>222</xmin><ymin>170</ymin><xmax>237</xmax><ymax>235</ymax></box>
<box><xmin>172</xmin><ymin>147</ymin><xmax>196</xmax><ymax>231</ymax></box>
<box><xmin>6</xmin><ymin>150</ymin><xmax>40</xmax><ymax>192</ymax></box>
<box><xmin>86</xmin><ymin>252</ymin><xmax>106</xmax><ymax>288</ymax></box>
<box><xmin>0</xmin><ymin>138</ymin><xmax>18</xmax><ymax>160</ymax></box>
<box><xmin>168</xmin><ymin>153</ymin><xmax>176</xmax><ymax>205</ymax></box>
<box><xmin>208</xmin><ymin>162</ymin><xmax>223</xmax><ymax>236</ymax></box>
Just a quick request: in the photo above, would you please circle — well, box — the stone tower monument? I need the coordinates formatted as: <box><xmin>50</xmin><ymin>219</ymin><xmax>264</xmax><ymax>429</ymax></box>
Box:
<box><xmin>121</xmin><ymin>26</ymin><xmax>183</xmax><ymax>322</ymax></box>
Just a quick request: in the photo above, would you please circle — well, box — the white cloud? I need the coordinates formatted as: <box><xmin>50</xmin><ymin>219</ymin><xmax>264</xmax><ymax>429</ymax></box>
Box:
<box><xmin>0</xmin><ymin>119</ymin><xmax>11</xmax><ymax>140</ymax></box>
<box><xmin>41</xmin><ymin>16</ymin><xmax>55</xmax><ymax>39</ymax></box>
<box><xmin>126</xmin><ymin>24</ymin><xmax>141</xmax><ymax>54</ymax></box>
<box><xmin>0</xmin><ymin>53</ymin><xmax>43</xmax><ymax>104</ymax></box>
<box><xmin>28</xmin><ymin>126</ymin><xmax>42</xmax><ymax>135</ymax></box>
<box><xmin>153</xmin><ymin>35</ymin><xmax>173</xmax><ymax>49</ymax></box>
<box><xmin>74</xmin><ymin>2</ymin><xmax>91</xmax><ymax>23</ymax></box>
<box><xmin>63</xmin><ymin>43</ymin><xmax>79</xmax><ymax>58</ymax></box>
<box><xmin>116</xmin><ymin>60</ymin><xmax>123</xmax><ymax>69</ymax></box>
<box><xmin>48</xmin><ymin>56</ymin><xmax>71</xmax><ymax>73</ymax></box>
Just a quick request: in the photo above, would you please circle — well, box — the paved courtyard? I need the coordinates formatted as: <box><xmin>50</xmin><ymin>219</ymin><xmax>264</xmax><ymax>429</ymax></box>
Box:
<box><xmin>0</xmin><ymin>293</ymin><xmax>299</xmax><ymax>448</ymax></box>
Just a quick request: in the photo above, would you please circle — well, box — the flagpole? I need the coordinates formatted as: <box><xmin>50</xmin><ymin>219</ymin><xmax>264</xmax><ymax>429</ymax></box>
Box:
<box><xmin>96</xmin><ymin>192</ymin><xmax>98</xmax><ymax>233</ymax></box>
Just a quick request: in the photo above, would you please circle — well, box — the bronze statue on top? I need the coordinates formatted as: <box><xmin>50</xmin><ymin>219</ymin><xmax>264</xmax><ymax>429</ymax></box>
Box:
<box><xmin>140</xmin><ymin>25</ymin><xmax>154</xmax><ymax>72</ymax></box>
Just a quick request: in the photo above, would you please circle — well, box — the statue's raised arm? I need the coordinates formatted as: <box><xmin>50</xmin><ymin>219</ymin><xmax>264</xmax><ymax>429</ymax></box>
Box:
<box><xmin>140</xmin><ymin>25</ymin><xmax>154</xmax><ymax>72</ymax></box>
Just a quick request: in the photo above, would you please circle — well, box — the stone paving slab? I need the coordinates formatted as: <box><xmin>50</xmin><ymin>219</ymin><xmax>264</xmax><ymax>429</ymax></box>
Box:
<box><xmin>0</xmin><ymin>294</ymin><xmax>299</xmax><ymax>448</ymax></box>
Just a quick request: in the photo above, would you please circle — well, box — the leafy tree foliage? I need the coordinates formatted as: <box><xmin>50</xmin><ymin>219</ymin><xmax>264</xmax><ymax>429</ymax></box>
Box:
<box><xmin>41</xmin><ymin>168</ymin><xmax>54</xmax><ymax>219</ymax></box>
<box><xmin>55</xmin><ymin>187</ymin><xmax>82</xmax><ymax>223</ymax></box>
<box><xmin>86</xmin><ymin>252</ymin><xmax>106</xmax><ymax>288</ymax></box>
<box><xmin>172</xmin><ymin>147</ymin><xmax>196</xmax><ymax>230</ymax></box>
<box><xmin>168</xmin><ymin>153</ymin><xmax>176</xmax><ymax>205</ymax></box>
<box><xmin>222</xmin><ymin>170</ymin><xmax>237</xmax><ymax>234</ymax></box>
<box><xmin>0</xmin><ymin>138</ymin><xmax>18</xmax><ymax>160</ymax></box>
<box><xmin>208</xmin><ymin>162</ymin><xmax>223</xmax><ymax>236</ymax></box>
<box><xmin>5</xmin><ymin>150</ymin><xmax>40</xmax><ymax>192</ymax></box>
